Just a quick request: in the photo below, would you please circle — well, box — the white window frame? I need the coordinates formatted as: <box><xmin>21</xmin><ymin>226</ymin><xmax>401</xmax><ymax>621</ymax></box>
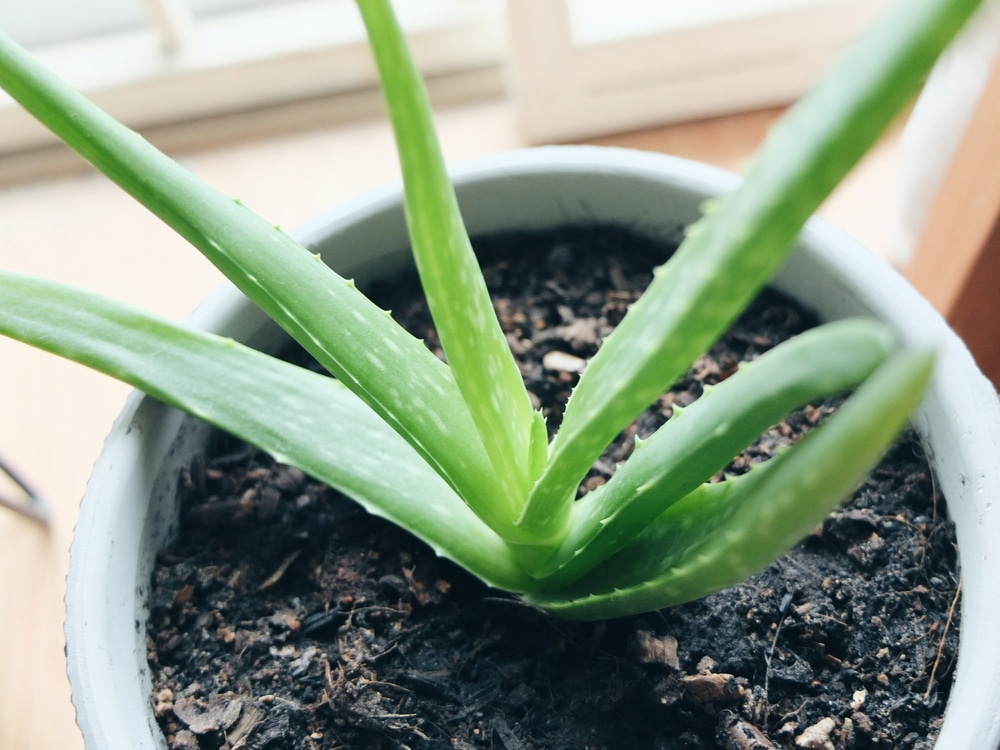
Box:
<box><xmin>0</xmin><ymin>0</ymin><xmax>505</xmax><ymax>162</ymax></box>
<box><xmin>507</xmin><ymin>0</ymin><xmax>894</xmax><ymax>143</ymax></box>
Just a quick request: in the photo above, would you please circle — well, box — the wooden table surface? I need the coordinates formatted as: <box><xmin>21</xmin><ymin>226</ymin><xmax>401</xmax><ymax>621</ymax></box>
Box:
<box><xmin>0</xmin><ymin>99</ymin><xmax>900</xmax><ymax>750</ymax></box>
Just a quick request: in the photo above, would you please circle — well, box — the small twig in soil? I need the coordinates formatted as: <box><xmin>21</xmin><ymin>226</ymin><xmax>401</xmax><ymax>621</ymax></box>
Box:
<box><xmin>929</xmin><ymin>465</ymin><xmax>940</xmax><ymax>526</ymax></box>
<box><xmin>259</xmin><ymin>549</ymin><xmax>303</xmax><ymax>590</ymax></box>
<box><xmin>367</xmin><ymin>640</ymin><xmax>400</xmax><ymax>663</ymax></box>
<box><xmin>322</xmin><ymin>653</ymin><xmax>344</xmax><ymax>697</ymax></box>
<box><xmin>925</xmin><ymin>572</ymin><xmax>962</xmax><ymax>699</ymax></box>
<box><xmin>365</xmin><ymin>680</ymin><xmax>416</xmax><ymax>697</ymax></box>
<box><xmin>773</xmin><ymin>701</ymin><xmax>808</xmax><ymax>732</ymax></box>
<box><xmin>803</xmin><ymin>612</ymin><xmax>850</xmax><ymax>628</ymax></box>
<box><xmin>760</xmin><ymin>592</ymin><xmax>792</xmax><ymax>720</ymax></box>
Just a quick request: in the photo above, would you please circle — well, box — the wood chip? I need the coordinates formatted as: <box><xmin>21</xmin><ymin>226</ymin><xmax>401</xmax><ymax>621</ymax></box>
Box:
<box><xmin>682</xmin><ymin>673</ymin><xmax>746</xmax><ymax>704</ymax></box>
<box><xmin>173</xmin><ymin>584</ymin><xmax>194</xmax><ymax>606</ymax></box>
<box><xmin>172</xmin><ymin>694</ymin><xmax>243</xmax><ymax>735</ymax></box>
<box><xmin>718</xmin><ymin>709</ymin><xmax>778</xmax><ymax>750</ymax></box>
<box><xmin>542</xmin><ymin>350</ymin><xmax>587</xmax><ymax>373</ymax></box>
<box><xmin>632</xmin><ymin>630</ymin><xmax>680</xmax><ymax>669</ymax></box>
<box><xmin>795</xmin><ymin>717</ymin><xmax>837</xmax><ymax>750</ymax></box>
<box><xmin>229</xmin><ymin>701</ymin><xmax>265</xmax><ymax>749</ymax></box>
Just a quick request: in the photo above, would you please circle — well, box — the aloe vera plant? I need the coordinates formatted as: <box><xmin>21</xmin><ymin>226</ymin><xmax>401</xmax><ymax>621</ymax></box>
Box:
<box><xmin>0</xmin><ymin>0</ymin><xmax>983</xmax><ymax>619</ymax></box>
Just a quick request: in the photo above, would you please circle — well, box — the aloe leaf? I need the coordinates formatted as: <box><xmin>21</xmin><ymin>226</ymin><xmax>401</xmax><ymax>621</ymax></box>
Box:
<box><xmin>0</xmin><ymin>270</ymin><xmax>533</xmax><ymax>593</ymax></box>
<box><xmin>531</xmin><ymin>318</ymin><xmax>896</xmax><ymax>585</ymax></box>
<box><xmin>0</xmin><ymin>32</ymin><xmax>518</xmax><ymax>536</ymax></box>
<box><xmin>525</xmin><ymin>347</ymin><xmax>935</xmax><ymax>620</ymax></box>
<box><xmin>519</xmin><ymin>0</ymin><xmax>986</xmax><ymax>533</ymax></box>
<box><xmin>357</xmin><ymin>0</ymin><xmax>545</xmax><ymax>527</ymax></box>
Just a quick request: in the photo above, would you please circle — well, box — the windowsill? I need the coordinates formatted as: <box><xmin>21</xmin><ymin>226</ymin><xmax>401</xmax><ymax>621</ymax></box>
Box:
<box><xmin>0</xmin><ymin>0</ymin><xmax>505</xmax><ymax>182</ymax></box>
<box><xmin>0</xmin><ymin>66</ymin><xmax>504</xmax><ymax>185</ymax></box>
<box><xmin>507</xmin><ymin>0</ymin><xmax>893</xmax><ymax>143</ymax></box>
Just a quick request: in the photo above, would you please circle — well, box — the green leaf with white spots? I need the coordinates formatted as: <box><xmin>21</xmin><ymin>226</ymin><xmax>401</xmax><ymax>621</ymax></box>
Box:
<box><xmin>357</xmin><ymin>0</ymin><xmax>546</xmax><ymax>541</ymax></box>
<box><xmin>0</xmin><ymin>270</ymin><xmax>534</xmax><ymax>593</ymax></box>
<box><xmin>0</xmin><ymin>28</ymin><xmax>515</xmax><ymax>537</ymax></box>
<box><xmin>530</xmin><ymin>318</ymin><xmax>897</xmax><ymax>586</ymax></box>
<box><xmin>524</xmin><ymin>347</ymin><xmax>935</xmax><ymax>619</ymax></box>
<box><xmin>519</xmin><ymin>0</ymin><xmax>987</xmax><ymax>538</ymax></box>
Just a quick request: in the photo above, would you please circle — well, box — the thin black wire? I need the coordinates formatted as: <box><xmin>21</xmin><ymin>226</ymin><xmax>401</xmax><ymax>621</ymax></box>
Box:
<box><xmin>0</xmin><ymin>453</ymin><xmax>50</xmax><ymax>527</ymax></box>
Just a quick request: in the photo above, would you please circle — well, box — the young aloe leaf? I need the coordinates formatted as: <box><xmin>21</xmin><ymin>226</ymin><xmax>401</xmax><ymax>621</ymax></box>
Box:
<box><xmin>0</xmin><ymin>270</ymin><xmax>534</xmax><ymax>593</ymax></box>
<box><xmin>531</xmin><ymin>318</ymin><xmax>897</xmax><ymax>586</ymax></box>
<box><xmin>357</xmin><ymin>0</ymin><xmax>547</xmax><ymax>528</ymax></box>
<box><xmin>519</xmin><ymin>0</ymin><xmax>986</xmax><ymax>535</ymax></box>
<box><xmin>525</xmin><ymin>347</ymin><xmax>935</xmax><ymax>620</ymax></box>
<box><xmin>0</xmin><ymin>31</ymin><xmax>520</xmax><ymax>539</ymax></box>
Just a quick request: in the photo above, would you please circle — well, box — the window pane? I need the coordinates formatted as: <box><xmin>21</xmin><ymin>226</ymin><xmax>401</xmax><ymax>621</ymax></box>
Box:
<box><xmin>189</xmin><ymin>0</ymin><xmax>286</xmax><ymax>19</ymax></box>
<box><xmin>0</xmin><ymin>0</ymin><xmax>146</xmax><ymax>48</ymax></box>
<box><xmin>569</xmin><ymin>0</ymin><xmax>828</xmax><ymax>45</ymax></box>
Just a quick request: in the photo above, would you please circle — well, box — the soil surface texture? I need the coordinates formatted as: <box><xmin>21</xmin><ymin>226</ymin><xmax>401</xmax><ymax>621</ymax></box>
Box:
<box><xmin>148</xmin><ymin>225</ymin><xmax>960</xmax><ymax>750</ymax></box>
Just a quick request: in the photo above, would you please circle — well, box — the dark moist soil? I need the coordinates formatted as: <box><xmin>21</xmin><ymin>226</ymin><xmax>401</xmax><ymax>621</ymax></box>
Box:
<box><xmin>147</xmin><ymin>225</ymin><xmax>960</xmax><ymax>750</ymax></box>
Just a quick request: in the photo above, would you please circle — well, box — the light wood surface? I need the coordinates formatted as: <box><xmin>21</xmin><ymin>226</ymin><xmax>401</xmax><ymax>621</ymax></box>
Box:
<box><xmin>905</xmin><ymin>53</ymin><xmax>1000</xmax><ymax>387</ymax></box>
<box><xmin>0</xmin><ymin>99</ymin><xmax>900</xmax><ymax>750</ymax></box>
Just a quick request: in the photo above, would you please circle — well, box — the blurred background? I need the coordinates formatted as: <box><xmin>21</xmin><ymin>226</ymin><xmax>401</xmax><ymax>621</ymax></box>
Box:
<box><xmin>1</xmin><ymin>1</ymin><xmax>996</xmax><ymax>747</ymax></box>
<box><xmin>0</xmin><ymin>0</ymin><xmax>899</xmax><ymax>178</ymax></box>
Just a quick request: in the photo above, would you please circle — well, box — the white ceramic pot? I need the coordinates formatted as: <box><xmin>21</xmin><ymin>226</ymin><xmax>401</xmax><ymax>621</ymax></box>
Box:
<box><xmin>65</xmin><ymin>147</ymin><xmax>1000</xmax><ymax>750</ymax></box>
